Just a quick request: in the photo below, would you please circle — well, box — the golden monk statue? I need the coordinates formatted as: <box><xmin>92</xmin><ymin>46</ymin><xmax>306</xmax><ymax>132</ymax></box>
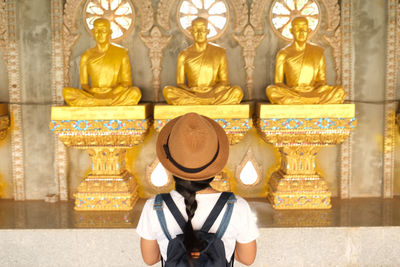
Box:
<box><xmin>63</xmin><ymin>18</ymin><xmax>141</xmax><ymax>106</ymax></box>
<box><xmin>266</xmin><ymin>16</ymin><xmax>345</xmax><ymax>104</ymax></box>
<box><xmin>163</xmin><ymin>17</ymin><xmax>243</xmax><ymax>105</ymax></box>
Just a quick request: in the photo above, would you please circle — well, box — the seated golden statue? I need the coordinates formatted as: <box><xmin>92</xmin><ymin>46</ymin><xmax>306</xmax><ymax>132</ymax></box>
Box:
<box><xmin>163</xmin><ymin>17</ymin><xmax>243</xmax><ymax>105</ymax></box>
<box><xmin>266</xmin><ymin>16</ymin><xmax>345</xmax><ymax>105</ymax></box>
<box><xmin>63</xmin><ymin>18</ymin><xmax>141</xmax><ymax>106</ymax></box>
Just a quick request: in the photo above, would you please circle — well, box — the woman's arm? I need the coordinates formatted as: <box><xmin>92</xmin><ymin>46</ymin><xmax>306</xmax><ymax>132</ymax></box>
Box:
<box><xmin>140</xmin><ymin>238</ymin><xmax>161</xmax><ymax>266</ymax></box>
<box><xmin>235</xmin><ymin>240</ymin><xmax>257</xmax><ymax>266</ymax></box>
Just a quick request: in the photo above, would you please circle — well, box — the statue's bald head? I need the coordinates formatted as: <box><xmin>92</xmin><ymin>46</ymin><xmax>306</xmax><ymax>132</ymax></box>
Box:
<box><xmin>291</xmin><ymin>16</ymin><xmax>308</xmax><ymax>27</ymax></box>
<box><xmin>191</xmin><ymin>17</ymin><xmax>208</xmax><ymax>27</ymax></box>
<box><xmin>92</xmin><ymin>18</ymin><xmax>112</xmax><ymax>45</ymax></box>
<box><xmin>93</xmin><ymin>18</ymin><xmax>111</xmax><ymax>29</ymax></box>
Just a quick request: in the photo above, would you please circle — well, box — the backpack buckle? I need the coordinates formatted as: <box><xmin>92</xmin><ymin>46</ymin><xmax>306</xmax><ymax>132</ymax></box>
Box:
<box><xmin>227</xmin><ymin>195</ymin><xmax>236</xmax><ymax>204</ymax></box>
<box><xmin>191</xmin><ymin>251</ymin><xmax>201</xmax><ymax>259</ymax></box>
<box><xmin>153</xmin><ymin>202</ymin><xmax>163</xmax><ymax>210</ymax></box>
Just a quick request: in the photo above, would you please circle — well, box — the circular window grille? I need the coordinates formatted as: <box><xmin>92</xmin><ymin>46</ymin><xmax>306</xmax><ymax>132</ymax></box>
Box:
<box><xmin>177</xmin><ymin>0</ymin><xmax>229</xmax><ymax>41</ymax></box>
<box><xmin>83</xmin><ymin>0</ymin><xmax>136</xmax><ymax>41</ymax></box>
<box><xmin>269</xmin><ymin>0</ymin><xmax>320</xmax><ymax>41</ymax></box>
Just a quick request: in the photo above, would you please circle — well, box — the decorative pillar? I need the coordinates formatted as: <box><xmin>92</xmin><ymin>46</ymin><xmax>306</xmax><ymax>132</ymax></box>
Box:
<box><xmin>256</xmin><ymin>104</ymin><xmax>356</xmax><ymax>209</ymax></box>
<box><xmin>50</xmin><ymin>105</ymin><xmax>152</xmax><ymax>211</ymax></box>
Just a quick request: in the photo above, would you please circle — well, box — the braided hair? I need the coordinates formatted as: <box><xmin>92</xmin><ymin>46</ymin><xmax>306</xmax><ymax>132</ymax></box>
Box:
<box><xmin>173</xmin><ymin>175</ymin><xmax>214</xmax><ymax>262</ymax></box>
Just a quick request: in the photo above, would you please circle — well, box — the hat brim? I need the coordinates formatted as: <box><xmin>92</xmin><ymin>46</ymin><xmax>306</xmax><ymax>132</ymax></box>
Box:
<box><xmin>156</xmin><ymin>115</ymin><xmax>229</xmax><ymax>181</ymax></box>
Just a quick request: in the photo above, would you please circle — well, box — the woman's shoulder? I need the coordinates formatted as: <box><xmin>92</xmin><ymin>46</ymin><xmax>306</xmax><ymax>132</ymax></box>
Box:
<box><xmin>232</xmin><ymin>194</ymin><xmax>251</xmax><ymax>209</ymax></box>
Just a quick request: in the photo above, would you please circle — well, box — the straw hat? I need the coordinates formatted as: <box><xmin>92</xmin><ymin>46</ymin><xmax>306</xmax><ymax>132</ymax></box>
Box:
<box><xmin>156</xmin><ymin>113</ymin><xmax>229</xmax><ymax>180</ymax></box>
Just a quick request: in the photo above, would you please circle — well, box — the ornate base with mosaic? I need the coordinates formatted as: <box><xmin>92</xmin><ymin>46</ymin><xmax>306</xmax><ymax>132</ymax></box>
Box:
<box><xmin>0</xmin><ymin>104</ymin><xmax>9</xmax><ymax>140</ymax></box>
<box><xmin>256</xmin><ymin>104</ymin><xmax>356</xmax><ymax>210</ymax></box>
<box><xmin>154</xmin><ymin>104</ymin><xmax>252</xmax><ymax>190</ymax></box>
<box><xmin>49</xmin><ymin>105</ymin><xmax>152</xmax><ymax>211</ymax></box>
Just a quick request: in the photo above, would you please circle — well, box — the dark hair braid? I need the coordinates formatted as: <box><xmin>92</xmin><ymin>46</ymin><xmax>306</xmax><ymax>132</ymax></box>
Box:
<box><xmin>173</xmin><ymin>176</ymin><xmax>214</xmax><ymax>261</ymax></box>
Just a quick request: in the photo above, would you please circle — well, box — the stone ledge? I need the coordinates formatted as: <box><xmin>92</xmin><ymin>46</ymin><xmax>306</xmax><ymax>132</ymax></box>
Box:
<box><xmin>258</xmin><ymin>103</ymin><xmax>355</xmax><ymax>118</ymax></box>
<box><xmin>154</xmin><ymin>103</ymin><xmax>253</xmax><ymax>119</ymax></box>
<box><xmin>51</xmin><ymin>104</ymin><xmax>152</xmax><ymax>120</ymax></box>
<box><xmin>0</xmin><ymin>227</ymin><xmax>399</xmax><ymax>266</ymax></box>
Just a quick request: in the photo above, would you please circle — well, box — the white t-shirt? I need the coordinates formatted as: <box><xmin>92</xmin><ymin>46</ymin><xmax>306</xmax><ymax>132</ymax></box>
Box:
<box><xmin>137</xmin><ymin>190</ymin><xmax>259</xmax><ymax>262</ymax></box>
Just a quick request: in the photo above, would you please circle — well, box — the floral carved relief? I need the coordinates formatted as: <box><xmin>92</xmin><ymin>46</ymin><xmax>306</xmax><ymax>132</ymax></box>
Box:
<box><xmin>140</xmin><ymin>26</ymin><xmax>172</xmax><ymax>101</ymax></box>
<box><xmin>4</xmin><ymin>0</ymin><xmax>25</xmax><ymax>200</ymax></box>
<box><xmin>321</xmin><ymin>0</ymin><xmax>342</xmax><ymax>84</ymax></box>
<box><xmin>233</xmin><ymin>25</ymin><xmax>264</xmax><ymax>99</ymax></box>
<box><xmin>249</xmin><ymin>0</ymin><xmax>268</xmax><ymax>32</ymax></box>
<box><xmin>135</xmin><ymin>0</ymin><xmax>154</xmax><ymax>33</ymax></box>
<box><xmin>157</xmin><ymin>0</ymin><xmax>176</xmax><ymax>31</ymax></box>
<box><xmin>63</xmin><ymin>0</ymin><xmax>83</xmax><ymax>86</ymax></box>
<box><xmin>0</xmin><ymin>0</ymin><xmax>7</xmax><ymax>57</ymax></box>
<box><xmin>230</xmin><ymin>0</ymin><xmax>248</xmax><ymax>32</ymax></box>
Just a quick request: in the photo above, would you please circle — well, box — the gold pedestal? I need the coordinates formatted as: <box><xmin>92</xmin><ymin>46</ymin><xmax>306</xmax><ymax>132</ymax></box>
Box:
<box><xmin>50</xmin><ymin>105</ymin><xmax>152</xmax><ymax>211</ymax></box>
<box><xmin>256</xmin><ymin>104</ymin><xmax>356</xmax><ymax>209</ymax></box>
<box><xmin>0</xmin><ymin>104</ymin><xmax>9</xmax><ymax>140</ymax></box>
<box><xmin>154</xmin><ymin>104</ymin><xmax>252</xmax><ymax>190</ymax></box>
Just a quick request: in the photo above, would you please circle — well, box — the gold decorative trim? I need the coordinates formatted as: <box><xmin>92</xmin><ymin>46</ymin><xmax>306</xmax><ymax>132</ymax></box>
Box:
<box><xmin>339</xmin><ymin>0</ymin><xmax>353</xmax><ymax>199</ymax></box>
<box><xmin>233</xmin><ymin>25</ymin><xmax>264</xmax><ymax>99</ymax></box>
<box><xmin>140</xmin><ymin>27</ymin><xmax>172</xmax><ymax>102</ymax></box>
<box><xmin>50</xmin><ymin>119</ymin><xmax>150</xmax><ymax>147</ymax></box>
<box><xmin>74</xmin><ymin>170</ymin><xmax>139</xmax><ymax>211</ymax></box>
<box><xmin>7</xmin><ymin>0</ymin><xmax>25</xmax><ymax>200</ymax></box>
<box><xmin>268</xmin><ymin>171</ymin><xmax>332</xmax><ymax>209</ymax></box>
<box><xmin>383</xmin><ymin>0</ymin><xmax>399</xmax><ymax>198</ymax></box>
<box><xmin>249</xmin><ymin>0</ymin><xmax>268</xmax><ymax>32</ymax></box>
<box><xmin>135</xmin><ymin>0</ymin><xmax>154</xmax><ymax>33</ymax></box>
<box><xmin>157</xmin><ymin>0</ymin><xmax>176</xmax><ymax>30</ymax></box>
<box><xmin>0</xmin><ymin>114</ymin><xmax>9</xmax><ymax>140</ymax></box>
<box><xmin>52</xmin><ymin>0</ymin><xmax>68</xmax><ymax>201</ymax></box>
<box><xmin>50</xmin><ymin>106</ymin><xmax>151</xmax><ymax>211</ymax></box>
<box><xmin>257</xmin><ymin>118</ymin><xmax>355</xmax><ymax>146</ymax></box>
<box><xmin>256</xmin><ymin>104</ymin><xmax>356</xmax><ymax>209</ymax></box>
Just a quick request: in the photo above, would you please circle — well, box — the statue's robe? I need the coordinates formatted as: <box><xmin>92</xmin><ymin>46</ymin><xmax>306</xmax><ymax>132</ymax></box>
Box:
<box><xmin>163</xmin><ymin>44</ymin><xmax>243</xmax><ymax>105</ymax></box>
<box><xmin>63</xmin><ymin>45</ymin><xmax>141</xmax><ymax>106</ymax></box>
<box><xmin>266</xmin><ymin>43</ymin><xmax>345</xmax><ymax>104</ymax></box>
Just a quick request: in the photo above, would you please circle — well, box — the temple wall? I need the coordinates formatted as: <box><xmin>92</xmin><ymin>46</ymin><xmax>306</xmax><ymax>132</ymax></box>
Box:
<box><xmin>0</xmin><ymin>0</ymin><xmax>397</xmax><ymax>200</ymax></box>
<box><xmin>352</xmin><ymin>0</ymin><xmax>386</xmax><ymax>196</ymax></box>
<box><xmin>18</xmin><ymin>0</ymin><xmax>57</xmax><ymax>199</ymax></box>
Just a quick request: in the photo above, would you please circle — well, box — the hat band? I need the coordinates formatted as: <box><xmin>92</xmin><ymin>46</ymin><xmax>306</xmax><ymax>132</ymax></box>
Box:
<box><xmin>163</xmin><ymin>134</ymin><xmax>220</xmax><ymax>174</ymax></box>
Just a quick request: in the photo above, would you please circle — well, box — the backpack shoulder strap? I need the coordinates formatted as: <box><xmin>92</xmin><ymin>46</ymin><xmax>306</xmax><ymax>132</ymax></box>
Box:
<box><xmin>201</xmin><ymin>192</ymin><xmax>234</xmax><ymax>233</ymax></box>
<box><xmin>154</xmin><ymin>194</ymin><xmax>172</xmax><ymax>241</ymax></box>
<box><xmin>160</xmin><ymin>193</ymin><xmax>186</xmax><ymax>232</ymax></box>
<box><xmin>215</xmin><ymin>193</ymin><xmax>236</xmax><ymax>239</ymax></box>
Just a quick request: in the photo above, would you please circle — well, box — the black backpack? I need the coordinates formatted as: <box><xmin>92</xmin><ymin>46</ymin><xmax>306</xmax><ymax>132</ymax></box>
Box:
<box><xmin>154</xmin><ymin>192</ymin><xmax>236</xmax><ymax>267</ymax></box>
